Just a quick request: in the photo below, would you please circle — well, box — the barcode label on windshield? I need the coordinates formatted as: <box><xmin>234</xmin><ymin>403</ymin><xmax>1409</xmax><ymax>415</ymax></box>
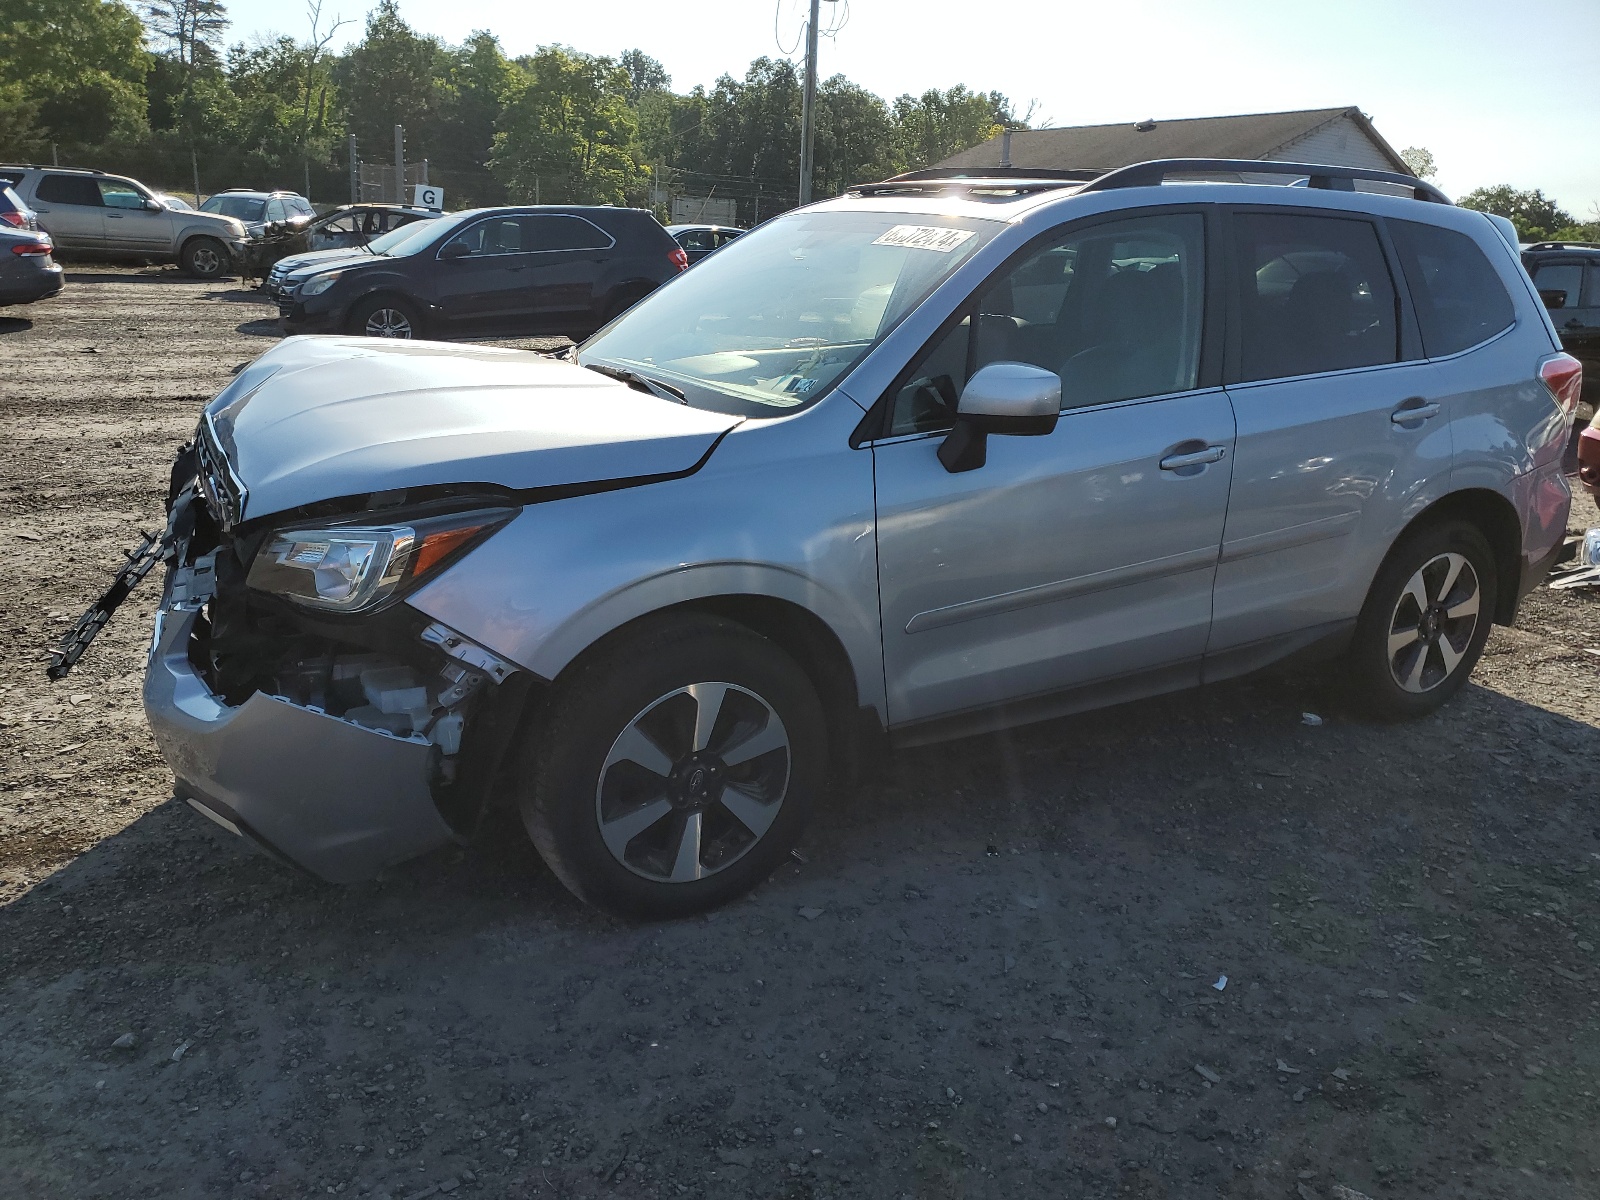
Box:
<box><xmin>872</xmin><ymin>225</ymin><xmax>976</xmax><ymax>253</ymax></box>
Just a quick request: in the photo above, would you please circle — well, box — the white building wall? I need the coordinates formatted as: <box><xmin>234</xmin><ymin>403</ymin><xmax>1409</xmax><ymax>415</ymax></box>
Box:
<box><xmin>1238</xmin><ymin>115</ymin><xmax>1412</xmax><ymax>193</ymax></box>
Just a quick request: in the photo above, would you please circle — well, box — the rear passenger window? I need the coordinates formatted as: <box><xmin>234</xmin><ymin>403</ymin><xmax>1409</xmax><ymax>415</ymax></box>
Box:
<box><xmin>1389</xmin><ymin>219</ymin><xmax>1514</xmax><ymax>357</ymax></box>
<box><xmin>1232</xmin><ymin>213</ymin><xmax>1397</xmax><ymax>382</ymax></box>
<box><xmin>1531</xmin><ymin>263</ymin><xmax>1585</xmax><ymax>310</ymax></box>
<box><xmin>525</xmin><ymin>215</ymin><xmax>612</xmax><ymax>251</ymax></box>
<box><xmin>37</xmin><ymin>175</ymin><xmax>103</xmax><ymax>206</ymax></box>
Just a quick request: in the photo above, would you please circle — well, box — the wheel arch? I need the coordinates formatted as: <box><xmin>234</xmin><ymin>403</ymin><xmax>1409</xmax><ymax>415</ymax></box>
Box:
<box><xmin>551</xmin><ymin>593</ymin><xmax>883</xmax><ymax>783</ymax></box>
<box><xmin>1399</xmin><ymin>488</ymin><xmax>1523</xmax><ymax>624</ymax></box>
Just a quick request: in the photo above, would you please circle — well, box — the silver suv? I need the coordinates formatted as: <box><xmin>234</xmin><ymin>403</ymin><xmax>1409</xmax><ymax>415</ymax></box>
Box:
<box><xmin>0</xmin><ymin>165</ymin><xmax>250</xmax><ymax>277</ymax></box>
<box><xmin>104</xmin><ymin>158</ymin><xmax>1577</xmax><ymax>917</ymax></box>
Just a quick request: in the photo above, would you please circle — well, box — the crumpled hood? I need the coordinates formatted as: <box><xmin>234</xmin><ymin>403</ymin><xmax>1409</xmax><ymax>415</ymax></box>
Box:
<box><xmin>205</xmin><ymin>336</ymin><xmax>740</xmax><ymax>521</ymax></box>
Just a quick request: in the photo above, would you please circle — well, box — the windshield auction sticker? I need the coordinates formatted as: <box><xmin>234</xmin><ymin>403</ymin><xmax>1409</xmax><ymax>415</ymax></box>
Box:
<box><xmin>871</xmin><ymin>225</ymin><xmax>977</xmax><ymax>253</ymax></box>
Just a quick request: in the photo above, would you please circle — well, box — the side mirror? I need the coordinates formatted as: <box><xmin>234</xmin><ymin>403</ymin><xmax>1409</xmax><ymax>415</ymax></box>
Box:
<box><xmin>142</xmin><ymin>198</ymin><xmax>162</xmax><ymax>211</ymax></box>
<box><xmin>1538</xmin><ymin>288</ymin><xmax>1568</xmax><ymax>310</ymax></box>
<box><xmin>937</xmin><ymin>361</ymin><xmax>1061</xmax><ymax>473</ymax></box>
<box><xmin>440</xmin><ymin>241</ymin><xmax>470</xmax><ymax>261</ymax></box>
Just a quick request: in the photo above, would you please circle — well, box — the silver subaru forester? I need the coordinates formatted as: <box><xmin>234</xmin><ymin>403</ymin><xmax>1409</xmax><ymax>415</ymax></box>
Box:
<box><xmin>108</xmin><ymin>159</ymin><xmax>1578</xmax><ymax>917</ymax></box>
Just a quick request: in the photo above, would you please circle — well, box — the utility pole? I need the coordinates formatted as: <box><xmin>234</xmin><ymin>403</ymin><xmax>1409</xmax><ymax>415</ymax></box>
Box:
<box><xmin>797</xmin><ymin>0</ymin><xmax>821</xmax><ymax>206</ymax></box>
<box><xmin>393</xmin><ymin>124</ymin><xmax>406</xmax><ymax>204</ymax></box>
<box><xmin>348</xmin><ymin>134</ymin><xmax>358</xmax><ymax>204</ymax></box>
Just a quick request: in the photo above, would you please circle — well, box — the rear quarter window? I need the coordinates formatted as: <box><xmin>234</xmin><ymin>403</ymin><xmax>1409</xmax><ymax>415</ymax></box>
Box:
<box><xmin>37</xmin><ymin>175</ymin><xmax>103</xmax><ymax>206</ymax></box>
<box><xmin>1389</xmin><ymin>219</ymin><xmax>1515</xmax><ymax>357</ymax></box>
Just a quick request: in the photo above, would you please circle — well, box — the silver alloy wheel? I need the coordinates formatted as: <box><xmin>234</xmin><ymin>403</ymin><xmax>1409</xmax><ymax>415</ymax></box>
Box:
<box><xmin>1386</xmin><ymin>551</ymin><xmax>1481</xmax><ymax>694</ymax></box>
<box><xmin>364</xmin><ymin>307</ymin><xmax>413</xmax><ymax>338</ymax></box>
<box><xmin>595</xmin><ymin>682</ymin><xmax>791</xmax><ymax>883</ymax></box>
<box><xmin>190</xmin><ymin>245</ymin><xmax>221</xmax><ymax>275</ymax></box>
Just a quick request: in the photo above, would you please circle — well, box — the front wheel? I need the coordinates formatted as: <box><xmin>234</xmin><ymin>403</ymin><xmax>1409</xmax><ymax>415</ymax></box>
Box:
<box><xmin>348</xmin><ymin>295</ymin><xmax>421</xmax><ymax>339</ymax></box>
<box><xmin>521</xmin><ymin>614</ymin><xmax>827</xmax><ymax>918</ymax></box>
<box><xmin>1342</xmin><ymin>520</ymin><xmax>1497</xmax><ymax>721</ymax></box>
<box><xmin>181</xmin><ymin>237</ymin><xmax>229</xmax><ymax>279</ymax></box>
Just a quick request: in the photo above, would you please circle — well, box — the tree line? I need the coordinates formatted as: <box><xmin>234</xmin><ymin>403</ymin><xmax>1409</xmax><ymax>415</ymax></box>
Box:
<box><xmin>0</xmin><ymin>0</ymin><xmax>1022</xmax><ymax>223</ymax></box>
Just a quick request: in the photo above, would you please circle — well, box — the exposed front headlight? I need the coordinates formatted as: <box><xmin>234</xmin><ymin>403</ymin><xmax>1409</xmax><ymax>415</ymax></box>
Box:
<box><xmin>246</xmin><ymin>509</ymin><xmax>516</xmax><ymax>613</ymax></box>
<box><xmin>300</xmin><ymin>271</ymin><xmax>343</xmax><ymax>297</ymax></box>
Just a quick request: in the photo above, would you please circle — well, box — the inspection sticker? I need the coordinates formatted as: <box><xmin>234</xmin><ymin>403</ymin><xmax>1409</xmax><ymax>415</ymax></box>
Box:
<box><xmin>872</xmin><ymin>225</ymin><xmax>976</xmax><ymax>253</ymax></box>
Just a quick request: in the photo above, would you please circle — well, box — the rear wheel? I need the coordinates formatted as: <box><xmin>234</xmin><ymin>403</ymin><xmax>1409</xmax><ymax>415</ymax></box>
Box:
<box><xmin>520</xmin><ymin>614</ymin><xmax>827</xmax><ymax>918</ymax></box>
<box><xmin>1342</xmin><ymin>520</ymin><xmax>1497</xmax><ymax>721</ymax></box>
<box><xmin>348</xmin><ymin>295</ymin><xmax>420</xmax><ymax>339</ymax></box>
<box><xmin>181</xmin><ymin>237</ymin><xmax>229</xmax><ymax>279</ymax></box>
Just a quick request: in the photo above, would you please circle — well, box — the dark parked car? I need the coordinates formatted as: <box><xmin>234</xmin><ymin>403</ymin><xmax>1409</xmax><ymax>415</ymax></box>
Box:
<box><xmin>1</xmin><ymin>184</ymin><xmax>38</xmax><ymax>231</ymax></box>
<box><xmin>1522</xmin><ymin>240</ymin><xmax>1599</xmax><ymax>467</ymax></box>
<box><xmin>201</xmin><ymin>189</ymin><xmax>316</xmax><ymax>237</ymax></box>
<box><xmin>0</xmin><ymin>228</ymin><xmax>64</xmax><ymax>307</ymax></box>
<box><xmin>666</xmin><ymin>223</ymin><xmax>744</xmax><ymax>265</ymax></box>
<box><xmin>253</xmin><ymin>203</ymin><xmax>440</xmax><ymax>278</ymax></box>
<box><xmin>278</xmin><ymin>205</ymin><xmax>688</xmax><ymax>340</ymax></box>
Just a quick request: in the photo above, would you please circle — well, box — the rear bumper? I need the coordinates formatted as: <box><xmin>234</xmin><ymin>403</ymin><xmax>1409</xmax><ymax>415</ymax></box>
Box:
<box><xmin>0</xmin><ymin>264</ymin><xmax>63</xmax><ymax>305</ymax></box>
<box><xmin>143</xmin><ymin>601</ymin><xmax>457</xmax><ymax>883</ymax></box>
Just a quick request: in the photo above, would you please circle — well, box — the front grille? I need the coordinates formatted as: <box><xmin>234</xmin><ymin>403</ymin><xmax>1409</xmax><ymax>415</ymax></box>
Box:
<box><xmin>196</xmin><ymin>419</ymin><xmax>246</xmax><ymax>530</ymax></box>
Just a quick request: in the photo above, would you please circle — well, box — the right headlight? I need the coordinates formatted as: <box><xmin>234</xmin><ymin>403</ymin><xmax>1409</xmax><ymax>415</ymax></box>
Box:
<box><xmin>299</xmin><ymin>270</ymin><xmax>343</xmax><ymax>297</ymax></box>
<box><xmin>246</xmin><ymin>508</ymin><xmax>517</xmax><ymax>613</ymax></box>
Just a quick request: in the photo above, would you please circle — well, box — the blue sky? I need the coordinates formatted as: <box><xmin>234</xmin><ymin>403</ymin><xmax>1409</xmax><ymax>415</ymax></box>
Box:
<box><xmin>214</xmin><ymin>0</ymin><xmax>1600</xmax><ymax>215</ymax></box>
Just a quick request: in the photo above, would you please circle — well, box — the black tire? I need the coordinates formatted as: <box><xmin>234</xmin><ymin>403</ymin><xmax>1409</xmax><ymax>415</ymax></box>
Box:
<box><xmin>181</xmin><ymin>237</ymin><xmax>229</xmax><ymax>279</ymax></box>
<box><xmin>602</xmin><ymin>283</ymin><xmax>654</xmax><ymax>326</ymax></box>
<box><xmin>521</xmin><ymin>613</ymin><xmax>827</xmax><ymax>919</ymax></box>
<box><xmin>1342</xmin><ymin>519</ymin><xmax>1497</xmax><ymax>722</ymax></box>
<box><xmin>348</xmin><ymin>294</ymin><xmax>421</xmax><ymax>339</ymax></box>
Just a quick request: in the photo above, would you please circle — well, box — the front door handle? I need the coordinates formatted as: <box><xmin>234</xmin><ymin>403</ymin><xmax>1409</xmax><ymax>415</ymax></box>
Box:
<box><xmin>1391</xmin><ymin>399</ymin><xmax>1441</xmax><ymax>425</ymax></box>
<box><xmin>1159</xmin><ymin>445</ymin><xmax>1227</xmax><ymax>471</ymax></box>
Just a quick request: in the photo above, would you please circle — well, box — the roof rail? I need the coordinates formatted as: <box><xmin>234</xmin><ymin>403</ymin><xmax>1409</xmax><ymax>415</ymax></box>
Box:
<box><xmin>884</xmin><ymin>166</ymin><xmax>1106</xmax><ymax>183</ymax></box>
<box><xmin>1079</xmin><ymin>158</ymin><xmax>1451</xmax><ymax>204</ymax></box>
<box><xmin>0</xmin><ymin>163</ymin><xmax>106</xmax><ymax>175</ymax></box>
<box><xmin>849</xmin><ymin>170</ymin><xmax>1096</xmax><ymax>198</ymax></box>
<box><xmin>1523</xmin><ymin>240</ymin><xmax>1600</xmax><ymax>252</ymax></box>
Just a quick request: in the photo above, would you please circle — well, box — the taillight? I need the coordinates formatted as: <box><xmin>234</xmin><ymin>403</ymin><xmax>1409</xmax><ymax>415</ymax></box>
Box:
<box><xmin>1540</xmin><ymin>353</ymin><xmax>1583</xmax><ymax>415</ymax></box>
<box><xmin>668</xmin><ymin>246</ymin><xmax>689</xmax><ymax>271</ymax></box>
<box><xmin>10</xmin><ymin>240</ymin><xmax>51</xmax><ymax>256</ymax></box>
<box><xmin>0</xmin><ymin>211</ymin><xmax>26</xmax><ymax>228</ymax></box>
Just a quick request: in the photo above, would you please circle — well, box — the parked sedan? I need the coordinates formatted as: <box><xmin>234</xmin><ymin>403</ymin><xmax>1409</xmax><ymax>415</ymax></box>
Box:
<box><xmin>278</xmin><ymin>205</ymin><xmax>688</xmax><ymax>340</ymax></box>
<box><xmin>0</xmin><ymin>228</ymin><xmax>64</xmax><ymax>307</ymax></box>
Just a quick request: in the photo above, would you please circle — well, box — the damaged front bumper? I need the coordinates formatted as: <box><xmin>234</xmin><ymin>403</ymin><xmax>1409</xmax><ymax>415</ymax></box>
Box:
<box><xmin>138</xmin><ymin>486</ymin><xmax>526</xmax><ymax>884</ymax></box>
<box><xmin>144</xmin><ymin>600</ymin><xmax>457</xmax><ymax>883</ymax></box>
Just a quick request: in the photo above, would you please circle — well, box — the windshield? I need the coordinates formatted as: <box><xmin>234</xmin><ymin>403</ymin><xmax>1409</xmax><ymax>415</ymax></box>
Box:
<box><xmin>581</xmin><ymin>209</ymin><xmax>1001</xmax><ymax>416</ymax></box>
<box><xmin>201</xmin><ymin>195</ymin><xmax>266</xmax><ymax>221</ymax></box>
<box><xmin>365</xmin><ymin>212</ymin><xmax>454</xmax><ymax>256</ymax></box>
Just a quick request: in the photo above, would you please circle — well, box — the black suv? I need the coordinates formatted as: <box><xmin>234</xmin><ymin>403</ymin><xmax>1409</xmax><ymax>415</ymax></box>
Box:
<box><xmin>1522</xmin><ymin>241</ymin><xmax>1599</xmax><ymax>447</ymax></box>
<box><xmin>280</xmin><ymin>205</ymin><xmax>689</xmax><ymax>340</ymax></box>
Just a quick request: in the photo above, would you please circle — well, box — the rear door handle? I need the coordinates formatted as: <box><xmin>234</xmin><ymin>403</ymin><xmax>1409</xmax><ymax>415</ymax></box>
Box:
<box><xmin>1391</xmin><ymin>399</ymin><xmax>1441</xmax><ymax>425</ymax></box>
<box><xmin>1159</xmin><ymin>445</ymin><xmax>1227</xmax><ymax>471</ymax></box>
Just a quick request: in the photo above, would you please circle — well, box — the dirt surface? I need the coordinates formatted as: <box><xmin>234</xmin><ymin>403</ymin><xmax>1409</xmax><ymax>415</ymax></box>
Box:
<box><xmin>1</xmin><ymin>267</ymin><xmax>1598</xmax><ymax>1200</ymax></box>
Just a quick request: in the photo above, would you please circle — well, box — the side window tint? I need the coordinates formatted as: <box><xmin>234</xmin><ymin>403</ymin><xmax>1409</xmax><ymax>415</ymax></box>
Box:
<box><xmin>1532</xmin><ymin>263</ymin><xmax>1584</xmax><ymax>310</ymax></box>
<box><xmin>1389</xmin><ymin>219</ymin><xmax>1514</xmax><ymax>357</ymax></box>
<box><xmin>37</xmin><ymin>175</ymin><xmax>103</xmax><ymax>206</ymax></box>
<box><xmin>1233</xmin><ymin>213</ymin><xmax>1397</xmax><ymax>381</ymax></box>
<box><xmin>447</xmin><ymin>218</ymin><xmax>524</xmax><ymax>256</ymax></box>
<box><xmin>886</xmin><ymin>213</ymin><xmax>1205</xmax><ymax>435</ymax></box>
<box><xmin>524</xmin><ymin>215</ymin><xmax>612</xmax><ymax>251</ymax></box>
<box><xmin>98</xmin><ymin>181</ymin><xmax>145</xmax><ymax>209</ymax></box>
<box><xmin>265</xmin><ymin>198</ymin><xmax>288</xmax><ymax>222</ymax></box>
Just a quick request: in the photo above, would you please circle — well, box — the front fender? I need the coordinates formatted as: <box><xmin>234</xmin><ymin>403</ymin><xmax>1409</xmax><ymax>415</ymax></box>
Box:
<box><xmin>407</xmin><ymin>393</ymin><xmax>887</xmax><ymax>719</ymax></box>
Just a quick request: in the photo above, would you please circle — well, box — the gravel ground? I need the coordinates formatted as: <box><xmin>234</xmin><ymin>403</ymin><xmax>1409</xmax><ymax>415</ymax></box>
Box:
<box><xmin>1</xmin><ymin>267</ymin><xmax>1598</xmax><ymax>1200</ymax></box>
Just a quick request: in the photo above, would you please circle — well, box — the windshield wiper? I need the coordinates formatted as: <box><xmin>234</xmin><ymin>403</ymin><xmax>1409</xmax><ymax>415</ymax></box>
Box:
<box><xmin>582</xmin><ymin>362</ymin><xmax>686</xmax><ymax>403</ymax></box>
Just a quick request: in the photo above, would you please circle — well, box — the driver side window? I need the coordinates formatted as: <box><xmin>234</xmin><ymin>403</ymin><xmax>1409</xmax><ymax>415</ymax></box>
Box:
<box><xmin>887</xmin><ymin>213</ymin><xmax>1206</xmax><ymax>435</ymax></box>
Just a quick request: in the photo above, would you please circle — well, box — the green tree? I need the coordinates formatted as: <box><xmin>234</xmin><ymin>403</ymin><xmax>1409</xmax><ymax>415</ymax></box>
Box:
<box><xmin>890</xmin><ymin>85</ymin><xmax>1015</xmax><ymax>170</ymax></box>
<box><xmin>1457</xmin><ymin>184</ymin><xmax>1573</xmax><ymax>242</ymax></box>
<box><xmin>141</xmin><ymin>0</ymin><xmax>228</xmax><ymax>70</ymax></box>
<box><xmin>334</xmin><ymin>0</ymin><xmax>447</xmax><ymax>165</ymax></box>
<box><xmin>490</xmin><ymin>46</ymin><xmax>644</xmax><ymax>206</ymax></box>
<box><xmin>0</xmin><ymin>79</ymin><xmax>45</xmax><ymax>160</ymax></box>
<box><xmin>813</xmin><ymin>75</ymin><xmax>894</xmax><ymax>195</ymax></box>
<box><xmin>432</xmin><ymin>30</ymin><xmax>514</xmax><ymax>192</ymax></box>
<box><xmin>618</xmin><ymin>49</ymin><xmax>669</xmax><ymax>104</ymax></box>
<box><xmin>1399</xmin><ymin>146</ymin><xmax>1436</xmax><ymax>181</ymax></box>
<box><xmin>0</xmin><ymin>0</ymin><xmax>150</xmax><ymax>148</ymax></box>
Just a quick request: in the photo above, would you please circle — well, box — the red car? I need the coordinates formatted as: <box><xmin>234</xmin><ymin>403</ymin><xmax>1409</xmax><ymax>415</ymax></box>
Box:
<box><xmin>1579</xmin><ymin>410</ymin><xmax>1600</xmax><ymax>513</ymax></box>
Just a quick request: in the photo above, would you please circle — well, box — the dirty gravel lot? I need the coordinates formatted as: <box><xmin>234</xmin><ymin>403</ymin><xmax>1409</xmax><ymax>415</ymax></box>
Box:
<box><xmin>1</xmin><ymin>267</ymin><xmax>1598</xmax><ymax>1200</ymax></box>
